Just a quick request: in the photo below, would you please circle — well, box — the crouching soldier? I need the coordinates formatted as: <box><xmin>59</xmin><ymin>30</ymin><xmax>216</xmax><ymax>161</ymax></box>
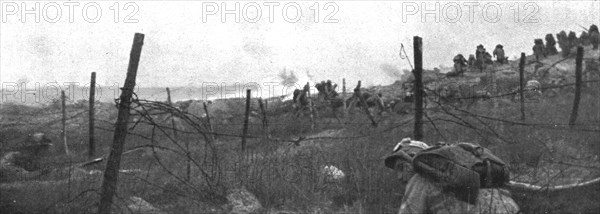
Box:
<box><xmin>467</xmin><ymin>54</ymin><xmax>476</xmax><ymax>69</ymax></box>
<box><xmin>525</xmin><ymin>80</ymin><xmax>542</xmax><ymax>101</ymax></box>
<box><xmin>384</xmin><ymin>138</ymin><xmax>519</xmax><ymax>214</ymax></box>
<box><xmin>475</xmin><ymin>45</ymin><xmax>487</xmax><ymax>70</ymax></box>
<box><xmin>448</xmin><ymin>54</ymin><xmax>468</xmax><ymax>77</ymax></box>
<box><xmin>493</xmin><ymin>44</ymin><xmax>507</xmax><ymax>64</ymax></box>
<box><xmin>590</xmin><ymin>24</ymin><xmax>600</xmax><ymax>50</ymax></box>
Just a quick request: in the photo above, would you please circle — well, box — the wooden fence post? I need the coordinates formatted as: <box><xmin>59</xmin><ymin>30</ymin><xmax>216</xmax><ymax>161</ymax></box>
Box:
<box><xmin>342</xmin><ymin>78</ymin><xmax>347</xmax><ymax>116</ymax></box>
<box><xmin>62</xmin><ymin>90</ymin><xmax>69</xmax><ymax>155</ymax></box>
<box><xmin>569</xmin><ymin>46</ymin><xmax>584</xmax><ymax>126</ymax></box>
<box><xmin>241</xmin><ymin>89</ymin><xmax>251</xmax><ymax>152</ymax></box>
<box><xmin>166</xmin><ymin>88</ymin><xmax>178</xmax><ymax>138</ymax></box>
<box><xmin>88</xmin><ymin>72</ymin><xmax>96</xmax><ymax>158</ymax></box>
<box><xmin>167</xmin><ymin>87</ymin><xmax>188</xmax><ymax>181</ymax></box>
<box><xmin>490</xmin><ymin>64</ymin><xmax>502</xmax><ymax>132</ymax></box>
<box><xmin>412</xmin><ymin>36</ymin><xmax>424</xmax><ymax>141</ymax></box>
<box><xmin>258</xmin><ymin>98</ymin><xmax>269</xmax><ymax>137</ymax></box>
<box><xmin>203</xmin><ymin>101</ymin><xmax>215</xmax><ymax>140</ymax></box>
<box><xmin>98</xmin><ymin>33</ymin><xmax>144</xmax><ymax>214</ymax></box>
<box><xmin>306</xmin><ymin>82</ymin><xmax>316</xmax><ymax>130</ymax></box>
<box><xmin>519</xmin><ymin>52</ymin><xmax>526</xmax><ymax>121</ymax></box>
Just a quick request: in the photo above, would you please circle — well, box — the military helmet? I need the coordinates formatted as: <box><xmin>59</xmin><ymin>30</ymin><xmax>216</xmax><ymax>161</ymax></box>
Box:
<box><xmin>384</xmin><ymin>138</ymin><xmax>430</xmax><ymax>169</ymax></box>
<box><xmin>534</xmin><ymin>39</ymin><xmax>544</xmax><ymax>45</ymax></box>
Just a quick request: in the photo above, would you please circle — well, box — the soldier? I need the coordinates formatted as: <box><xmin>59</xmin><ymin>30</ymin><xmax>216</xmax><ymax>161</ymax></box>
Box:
<box><xmin>316</xmin><ymin>80</ymin><xmax>339</xmax><ymax>101</ymax></box>
<box><xmin>483</xmin><ymin>52</ymin><xmax>494</xmax><ymax>65</ymax></box>
<box><xmin>590</xmin><ymin>24</ymin><xmax>600</xmax><ymax>50</ymax></box>
<box><xmin>315</xmin><ymin>81</ymin><xmax>327</xmax><ymax>101</ymax></box>
<box><xmin>533</xmin><ymin>39</ymin><xmax>546</xmax><ymax>62</ymax></box>
<box><xmin>524</xmin><ymin>79</ymin><xmax>543</xmax><ymax>101</ymax></box>
<box><xmin>580</xmin><ymin>31</ymin><xmax>590</xmax><ymax>46</ymax></box>
<box><xmin>545</xmin><ymin>34</ymin><xmax>559</xmax><ymax>55</ymax></box>
<box><xmin>493</xmin><ymin>44</ymin><xmax>507</xmax><ymax>64</ymax></box>
<box><xmin>557</xmin><ymin>31</ymin><xmax>570</xmax><ymax>57</ymax></box>
<box><xmin>384</xmin><ymin>138</ymin><xmax>520</xmax><ymax>214</ymax></box>
<box><xmin>326</xmin><ymin>80</ymin><xmax>338</xmax><ymax>98</ymax></box>
<box><xmin>568</xmin><ymin>31</ymin><xmax>579</xmax><ymax>48</ymax></box>
<box><xmin>475</xmin><ymin>44</ymin><xmax>485</xmax><ymax>59</ymax></box>
<box><xmin>402</xmin><ymin>81</ymin><xmax>414</xmax><ymax>103</ymax></box>
<box><xmin>292</xmin><ymin>86</ymin><xmax>309</xmax><ymax>108</ymax></box>
<box><xmin>467</xmin><ymin>54</ymin><xmax>476</xmax><ymax>68</ymax></box>
<box><xmin>475</xmin><ymin>45</ymin><xmax>487</xmax><ymax>70</ymax></box>
<box><xmin>591</xmin><ymin>24</ymin><xmax>599</xmax><ymax>34</ymax></box>
<box><xmin>448</xmin><ymin>54</ymin><xmax>468</xmax><ymax>77</ymax></box>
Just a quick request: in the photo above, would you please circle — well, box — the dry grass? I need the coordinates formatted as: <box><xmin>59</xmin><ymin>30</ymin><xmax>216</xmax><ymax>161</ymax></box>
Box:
<box><xmin>1</xmin><ymin>70</ymin><xmax>599</xmax><ymax>213</ymax></box>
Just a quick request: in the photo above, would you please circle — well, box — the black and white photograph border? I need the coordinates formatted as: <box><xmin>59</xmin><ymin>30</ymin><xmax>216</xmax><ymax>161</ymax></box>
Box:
<box><xmin>0</xmin><ymin>1</ymin><xmax>599</xmax><ymax>213</ymax></box>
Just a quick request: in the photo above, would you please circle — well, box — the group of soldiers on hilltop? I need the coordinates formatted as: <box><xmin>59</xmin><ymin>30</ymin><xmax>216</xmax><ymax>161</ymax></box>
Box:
<box><xmin>535</xmin><ymin>24</ymin><xmax>600</xmax><ymax>59</ymax></box>
<box><xmin>448</xmin><ymin>43</ymin><xmax>508</xmax><ymax>77</ymax></box>
<box><xmin>450</xmin><ymin>24</ymin><xmax>599</xmax><ymax>77</ymax></box>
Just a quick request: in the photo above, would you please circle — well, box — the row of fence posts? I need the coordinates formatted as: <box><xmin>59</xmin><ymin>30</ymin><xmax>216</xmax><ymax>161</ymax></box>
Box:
<box><xmin>234</xmin><ymin>78</ymin><xmax>381</xmax><ymax>151</ymax></box>
<box><xmin>82</xmin><ymin>33</ymin><xmax>586</xmax><ymax>213</ymax></box>
<box><xmin>58</xmin><ymin>71</ymin><xmax>97</xmax><ymax>157</ymax></box>
<box><xmin>61</xmin><ymin>36</ymin><xmax>588</xmax><ymax>167</ymax></box>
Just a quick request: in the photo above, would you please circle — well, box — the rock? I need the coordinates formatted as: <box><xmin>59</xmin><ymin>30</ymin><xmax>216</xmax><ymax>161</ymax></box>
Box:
<box><xmin>127</xmin><ymin>196</ymin><xmax>166</xmax><ymax>214</ymax></box>
<box><xmin>321</xmin><ymin>165</ymin><xmax>345</xmax><ymax>180</ymax></box>
<box><xmin>226</xmin><ymin>187</ymin><xmax>263</xmax><ymax>214</ymax></box>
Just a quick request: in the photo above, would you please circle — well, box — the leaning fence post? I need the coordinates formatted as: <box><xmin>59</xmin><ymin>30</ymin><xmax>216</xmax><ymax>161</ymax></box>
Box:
<box><xmin>62</xmin><ymin>90</ymin><xmax>69</xmax><ymax>155</ymax></box>
<box><xmin>98</xmin><ymin>33</ymin><xmax>144</xmax><ymax>214</ymax></box>
<box><xmin>569</xmin><ymin>46</ymin><xmax>584</xmax><ymax>126</ymax></box>
<box><xmin>241</xmin><ymin>89</ymin><xmax>251</xmax><ymax>152</ymax></box>
<box><xmin>412</xmin><ymin>36</ymin><xmax>424</xmax><ymax>141</ymax></box>
<box><xmin>88</xmin><ymin>72</ymin><xmax>96</xmax><ymax>158</ymax></box>
<box><xmin>355</xmin><ymin>81</ymin><xmax>378</xmax><ymax>127</ymax></box>
<box><xmin>519</xmin><ymin>52</ymin><xmax>526</xmax><ymax>121</ymax></box>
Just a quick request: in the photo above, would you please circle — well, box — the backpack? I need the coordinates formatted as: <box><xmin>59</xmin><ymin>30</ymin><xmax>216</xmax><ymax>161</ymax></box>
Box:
<box><xmin>412</xmin><ymin>142</ymin><xmax>510</xmax><ymax>204</ymax></box>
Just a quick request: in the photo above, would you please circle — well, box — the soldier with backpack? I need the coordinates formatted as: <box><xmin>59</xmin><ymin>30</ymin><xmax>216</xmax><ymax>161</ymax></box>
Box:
<box><xmin>384</xmin><ymin>138</ymin><xmax>519</xmax><ymax>214</ymax></box>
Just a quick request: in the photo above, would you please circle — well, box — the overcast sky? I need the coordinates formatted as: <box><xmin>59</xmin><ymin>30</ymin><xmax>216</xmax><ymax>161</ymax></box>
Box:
<box><xmin>1</xmin><ymin>1</ymin><xmax>599</xmax><ymax>96</ymax></box>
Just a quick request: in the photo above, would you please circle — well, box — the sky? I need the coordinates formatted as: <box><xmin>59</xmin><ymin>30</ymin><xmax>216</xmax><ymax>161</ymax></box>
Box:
<box><xmin>1</xmin><ymin>0</ymin><xmax>599</xmax><ymax>100</ymax></box>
